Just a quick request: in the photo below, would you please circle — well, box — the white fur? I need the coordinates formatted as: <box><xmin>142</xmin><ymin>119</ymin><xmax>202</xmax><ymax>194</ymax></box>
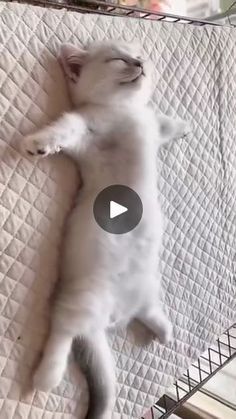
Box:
<box><xmin>22</xmin><ymin>41</ymin><xmax>188</xmax><ymax>419</ymax></box>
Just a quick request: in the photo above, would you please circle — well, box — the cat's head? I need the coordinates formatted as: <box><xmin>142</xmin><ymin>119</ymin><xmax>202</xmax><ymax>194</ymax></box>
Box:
<box><xmin>59</xmin><ymin>40</ymin><xmax>152</xmax><ymax>107</ymax></box>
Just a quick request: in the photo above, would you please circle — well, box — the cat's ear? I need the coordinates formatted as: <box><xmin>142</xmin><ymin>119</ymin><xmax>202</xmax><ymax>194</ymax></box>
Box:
<box><xmin>59</xmin><ymin>43</ymin><xmax>88</xmax><ymax>82</ymax></box>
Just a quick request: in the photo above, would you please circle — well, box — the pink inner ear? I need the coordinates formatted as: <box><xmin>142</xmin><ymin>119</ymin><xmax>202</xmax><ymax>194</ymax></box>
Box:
<box><xmin>69</xmin><ymin>62</ymin><xmax>81</xmax><ymax>78</ymax></box>
<box><xmin>59</xmin><ymin>43</ymin><xmax>87</xmax><ymax>81</ymax></box>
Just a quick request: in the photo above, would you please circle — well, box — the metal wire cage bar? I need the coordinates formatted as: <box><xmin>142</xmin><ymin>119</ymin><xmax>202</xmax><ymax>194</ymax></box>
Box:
<box><xmin>145</xmin><ymin>324</ymin><xmax>236</xmax><ymax>418</ymax></box>
<box><xmin>7</xmin><ymin>0</ymin><xmax>223</xmax><ymax>25</ymax></box>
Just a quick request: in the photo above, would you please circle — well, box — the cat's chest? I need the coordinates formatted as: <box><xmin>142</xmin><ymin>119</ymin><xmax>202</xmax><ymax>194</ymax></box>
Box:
<box><xmin>82</xmin><ymin>134</ymin><xmax>137</xmax><ymax>171</ymax></box>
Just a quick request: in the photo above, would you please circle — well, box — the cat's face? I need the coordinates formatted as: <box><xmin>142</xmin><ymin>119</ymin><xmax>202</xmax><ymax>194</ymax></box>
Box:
<box><xmin>59</xmin><ymin>41</ymin><xmax>152</xmax><ymax>106</ymax></box>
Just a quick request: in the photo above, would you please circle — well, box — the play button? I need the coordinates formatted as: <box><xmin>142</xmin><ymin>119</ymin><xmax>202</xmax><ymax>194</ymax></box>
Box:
<box><xmin>93</xmin><ymin>185</ymin><xmax>143</xmax><ymax>234</ymax></box>
<box><xmin>110</xmin><ymin>201</ymin><xmax>128</xmax><ymax>219</ymax></box>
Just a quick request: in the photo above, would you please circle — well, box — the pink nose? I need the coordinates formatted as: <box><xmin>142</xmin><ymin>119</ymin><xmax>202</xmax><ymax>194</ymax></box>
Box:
<box><xmin>134</xmin><ymin>59</ymin><xmax>143</xmax><ymax>68</ymax></box>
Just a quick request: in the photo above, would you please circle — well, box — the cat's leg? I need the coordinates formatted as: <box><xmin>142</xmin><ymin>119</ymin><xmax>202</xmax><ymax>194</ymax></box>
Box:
<box><xmin>157</xmin><ymin>114</ymin><xmax>191</xmax><ymax>145</ymax></box>
<box><xmin>33</xmin><ymin>305</ymin><xmax>96</xmax><ymax>391</ymax></box>
<box><xmin>21</xmin><ymin>112</ymin><xmax>87</xmax><ymax>157</ymax></box>
<box><xmin>137</xmin><ymin>304</ymin><xmax>173</xmax><ymax>345</ymax></box>
<box><xmin>73</xmin><ymin>329</ymin><xmax>116</xmax><ymax>419</ymax></box>
<box><xmin>33</xmin><ymin>329</ymin><xmax>73</xmax><ymax>391</ymax></box>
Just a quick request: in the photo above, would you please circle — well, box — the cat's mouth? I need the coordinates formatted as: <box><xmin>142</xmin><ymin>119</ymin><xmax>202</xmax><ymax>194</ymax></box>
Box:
<box><xmin>120</xmin><ymin>69</ymin><xmax>145</xmax><ymax>85</ymax></box>
<box><xmin>131</xmin><ymin>70</ymin><xmax>145</xmax><ymax>83</ymax></box>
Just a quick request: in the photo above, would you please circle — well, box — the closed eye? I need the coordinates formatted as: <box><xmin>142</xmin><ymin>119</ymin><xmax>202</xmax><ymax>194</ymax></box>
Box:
<box><xmin>105</xmin><ymin>58</ymin><xmax>128</xmax><ymax>64</ymax></box>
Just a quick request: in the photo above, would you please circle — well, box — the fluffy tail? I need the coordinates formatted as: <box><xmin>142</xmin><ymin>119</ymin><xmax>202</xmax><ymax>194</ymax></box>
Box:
<box><xmin>72</xmin><ymin>330</ymin><xmax>115</xmax><ymax>419</ymax></box>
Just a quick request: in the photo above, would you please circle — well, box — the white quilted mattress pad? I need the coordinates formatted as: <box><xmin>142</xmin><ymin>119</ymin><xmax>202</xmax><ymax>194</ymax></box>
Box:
<box><xmin>0</xmin><ymin>2</ymin><xmax>236</xmax><ymax>419</ymax></box>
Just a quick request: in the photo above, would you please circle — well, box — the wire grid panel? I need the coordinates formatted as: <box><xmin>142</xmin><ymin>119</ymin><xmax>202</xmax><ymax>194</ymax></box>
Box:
<box><xmin>145</xmin><ymin>324</ymin><xmax>236</xmax><ymax>418</ymax></box>
<box><xmin>12</xmin><ymin>0</ymin><xmax>223</xmax><ymax>24</ymax></box>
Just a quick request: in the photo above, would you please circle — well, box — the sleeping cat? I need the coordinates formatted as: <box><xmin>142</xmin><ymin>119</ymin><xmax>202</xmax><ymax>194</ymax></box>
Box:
<box><xmin>22</xmin><ymin>40</ymin><xmax>188</xmax><ymax>419</ymax></box>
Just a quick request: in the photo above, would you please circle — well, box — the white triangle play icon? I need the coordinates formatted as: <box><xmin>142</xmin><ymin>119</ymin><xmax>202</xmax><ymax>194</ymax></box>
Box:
<box><xmin>110</xmin><ymin>201</ymin><xmax>128</xmax><ymax>219</ymax></box>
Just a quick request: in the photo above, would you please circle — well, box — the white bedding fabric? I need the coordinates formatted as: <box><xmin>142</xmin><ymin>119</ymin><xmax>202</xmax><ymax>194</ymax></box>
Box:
<box><xmin>0</xmin><ymin>2</ymin><xmax>236</xmax><ymax>418</ymax></box>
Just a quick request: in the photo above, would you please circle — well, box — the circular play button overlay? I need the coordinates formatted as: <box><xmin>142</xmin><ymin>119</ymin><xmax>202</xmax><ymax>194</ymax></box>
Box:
<box><xmin>93</xmin><ymin>185</ymin><xmax>143</xmax><ymax>234</ymax></box>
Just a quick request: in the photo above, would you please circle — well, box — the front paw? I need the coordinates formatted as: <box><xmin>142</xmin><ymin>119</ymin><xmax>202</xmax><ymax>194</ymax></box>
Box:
<box><xmin>158</xmin><ymin>320</ymin><xmax>173</xmax><ymax>345</ymax></box>
<box><xmin>172</xmin><ymin>119</ymin><xmax>192</xmax><ymax>140</ymax></box>
<box><xmin>21</xmin><ymin>134</ymin><xmax>61</xmax><ymax>157</ymax></box>
<box><xmin>180</xmin><ymin>121</ymin><xmax>192</xmax><ymax>138</ymax></box>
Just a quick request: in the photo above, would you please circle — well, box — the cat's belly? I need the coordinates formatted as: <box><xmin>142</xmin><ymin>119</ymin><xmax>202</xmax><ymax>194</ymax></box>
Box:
<box><xmin>108</xmin><ymin>284</ymin><xmax>145</xmax><ymax>327</ymax></box>
<box><xmin>109</xmin><ymin>258</ymin><xmax>158</xmax><ymax>324</ymax></box>
<box><xmin>59</xmin><ymin>193</ymin><xmax>161</xmax><ymax>328</ymax></box>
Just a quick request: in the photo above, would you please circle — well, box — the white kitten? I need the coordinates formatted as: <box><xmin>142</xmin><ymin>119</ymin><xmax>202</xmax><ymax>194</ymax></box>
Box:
<box><xmin>22</xmin><ymin>41</ymin><xmax>188</xmax><ymax>419</ymax></box>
